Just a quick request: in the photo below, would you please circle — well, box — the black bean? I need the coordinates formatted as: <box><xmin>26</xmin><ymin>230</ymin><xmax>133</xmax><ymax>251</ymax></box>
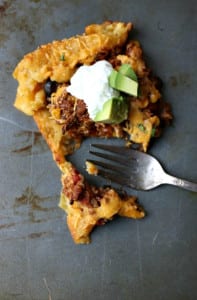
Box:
<box><xmin>44</xmin><ymin>79</ymin><xmax>57</xmax><ymax>97</ymax></box>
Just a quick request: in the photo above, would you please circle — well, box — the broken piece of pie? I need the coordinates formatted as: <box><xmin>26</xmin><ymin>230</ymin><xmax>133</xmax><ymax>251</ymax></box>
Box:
<box><xmin>13</xmin><ymin>21</ymin><xmax>172</xmax><ymax>243</ymax></box>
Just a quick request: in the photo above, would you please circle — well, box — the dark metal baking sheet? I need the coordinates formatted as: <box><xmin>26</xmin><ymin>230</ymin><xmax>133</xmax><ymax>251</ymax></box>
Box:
<box><xmin>0</xmin><ymin>0</ymin><xmax>197</xmax><ymax>299</ymax></box>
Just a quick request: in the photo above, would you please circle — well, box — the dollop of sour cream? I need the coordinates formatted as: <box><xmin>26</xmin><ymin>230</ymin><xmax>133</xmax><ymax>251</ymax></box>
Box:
<box><xmin>67</xmin><ymin>60</ymin><xmax>120</xmax><ymax>119</ymax></box>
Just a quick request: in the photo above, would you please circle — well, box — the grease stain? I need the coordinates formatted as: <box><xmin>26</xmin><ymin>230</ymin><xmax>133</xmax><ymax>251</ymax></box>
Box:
<box><xmin>14</xmin><ymin>187</ymin><xmax>57</xmax><ymax>212</ymax></box>
<box><xmin>28</xmin><ymin>231</ymin><xmax>52</xmax><ymax>239</ymax></box>
<box><xmin>0</xmin><ymin>186</ymin><xmax>59</xmax><ymax>241</ymax></box>
<box><xmin>0</xmin><ymin>222</ymin><xmax>17</xmax><ymax>230</ymax></box>
<box><xmin>168</xmin><ymin>73</ymin><xmax>191</xmax><ymax>88</ymax></box>
<box><xmin>0</xmin><ymin>1</ymin><xmax>11</xmax><ymax>16</ymax></box>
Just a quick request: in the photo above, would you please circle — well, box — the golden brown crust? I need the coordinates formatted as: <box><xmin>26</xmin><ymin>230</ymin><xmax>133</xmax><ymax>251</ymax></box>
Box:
<box><xmin>60</xmin><ymin>189</ymin><xmax>144</xmax><ymax>244</ymax></box>
<box><xmin>33</xmin><ymin>108</ymin><xmax>80</xmax><ymax>164</ymax></box>
<box><xmin>13</xmin><ymin>22</ymin><xmax>132</xmax><ymax>115</ymax></box>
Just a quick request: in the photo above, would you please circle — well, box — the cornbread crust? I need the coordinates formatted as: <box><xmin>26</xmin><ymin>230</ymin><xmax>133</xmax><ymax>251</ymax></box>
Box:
<box><xmin>13</xmin><ymin>21</ymin><xmax>172</xmax><ymax>243</ymax></box>
<box><xmin>13</xmin><ymin>22</ymin><xmax>132</xmax><ymax>115</ymax></box>
<box><xmin>60</xmin><ymin>188</ymin><xmax>144</xmax><ymax>244</ymax></box>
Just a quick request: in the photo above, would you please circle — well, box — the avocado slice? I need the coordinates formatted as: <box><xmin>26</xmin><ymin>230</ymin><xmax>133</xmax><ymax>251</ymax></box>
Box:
<box><xmin>109</xmin><ymin>70</ymin><xmax>138</xmax><ymax>97</ymax></box>
<box><xmin>119</xmin><ymin>64</ymin><xmax>138</xmax><ymax>82</ymax></box>
<box><xmin>94</xmin><ymin>97</ymin><xmax>128</xmax><ymax>124</ymax></box>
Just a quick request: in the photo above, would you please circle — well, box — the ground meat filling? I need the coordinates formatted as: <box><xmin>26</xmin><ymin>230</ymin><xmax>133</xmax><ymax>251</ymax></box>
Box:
<box><xmin>57</xmin><ymin>91</ymin><xmax>92</xmax><ymax>135</ymax></box>
<box><xmin>62</xmin><ymin>167</ymin><xmax>108</xmax><ymax>208</ymax></box>
<box><xmin>48</xmin><ymin>87</ymin><xmax>125</xmax><ymax>139</ymax></box>
<box><xmin>144</xmin><ymin>100</ymin><xmax>173</xmax><ymax>127</ymax></box>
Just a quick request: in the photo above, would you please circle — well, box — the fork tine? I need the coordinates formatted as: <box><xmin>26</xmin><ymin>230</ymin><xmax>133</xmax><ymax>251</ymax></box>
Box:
<box><xmin>90</xmin><ymin>144</ymin><xmax>139</xmax><ymax>172</ymax></box>
<box><xmin>95</xmin><ymin>168</ymin><xmax>135</xmax><ymax>188</ymax></box>
<box><xmin>91</xmin><ymin>144</ymin><xmax>126</xmax><ymax>154</ymax></box>
<box><xmin>89</xmin><ymin>144</ymin><xmax>140</xmax><ymax>189</ymax></box>
<box><xmin>89</xmin><ymin>150</ymin><xmax>128</xmax><ymax>166</ymax></box>
<box><xmin>87</xmin><ymin>159</ymin><xmax>126</xmax><ymax>174</ymax></box>
<box><xmin>91</xmin><ymin>144</ymin><xmax>139</xmax><ymax>160</ymax></box>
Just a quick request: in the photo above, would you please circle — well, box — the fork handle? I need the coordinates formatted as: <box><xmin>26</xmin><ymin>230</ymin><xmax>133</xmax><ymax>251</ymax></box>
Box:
<box><xmin>164</xmin><ymin>173</ymin><xmax>197</xmax><ymax>192</ymax></box>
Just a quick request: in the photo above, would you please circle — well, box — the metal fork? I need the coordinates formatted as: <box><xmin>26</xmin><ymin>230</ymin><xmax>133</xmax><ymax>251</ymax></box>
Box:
<box><xmin>89</xmin><ymin>144</ymin><xmax>197</xmax><ymax>192</ymax></box>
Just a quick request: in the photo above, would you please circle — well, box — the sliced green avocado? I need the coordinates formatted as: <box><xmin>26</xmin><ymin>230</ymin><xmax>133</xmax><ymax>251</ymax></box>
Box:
<box><xmin>119</xmin><ymin>64</ymin><xmax>138</xmax><ymax>82</ymax></box>
<box><xmin>94</xmin><ymin>97</ymin><xmax>128</xmax><ymax>124</ymax></box>
<box><xmin>109</xmin><ymin>70</ymin><xmax>138</xmax><ymax>97</ymax></box>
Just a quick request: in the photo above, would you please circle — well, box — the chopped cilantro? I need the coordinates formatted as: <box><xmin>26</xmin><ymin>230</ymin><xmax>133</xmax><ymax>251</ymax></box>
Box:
<box><xmin>60</xmin><ymin>53</ymin><xmax>65</xmax><ymax>61</ymax></box>
<box><xmin>137</xmin><ymin>123</ymin><xmax>146</xmax><ymax>132</ymax></box>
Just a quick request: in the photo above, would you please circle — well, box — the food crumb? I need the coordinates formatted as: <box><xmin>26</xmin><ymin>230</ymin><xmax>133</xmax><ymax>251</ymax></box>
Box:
<box><xmin>86</xmin><ymin>161</ymin><xmax>98</xmax><ymax>175</ymax></box>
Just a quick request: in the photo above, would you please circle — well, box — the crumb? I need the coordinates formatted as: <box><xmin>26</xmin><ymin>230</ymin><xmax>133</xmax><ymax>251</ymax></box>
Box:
<box><xmin>86</xmin><ymin>161</ymin><xmax>98</xmax><ymax>175</ymax></box>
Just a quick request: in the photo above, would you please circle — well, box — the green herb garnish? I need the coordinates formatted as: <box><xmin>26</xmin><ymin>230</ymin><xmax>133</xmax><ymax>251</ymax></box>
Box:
<box><xmin>137</xmin><ymin>123</ymin><xmax>146</xmax><ymax>132</ymax></box>
<box><xmin>60</xmin><ymin>53</ymin><xmax>65</xmax><ymax>61</ymax></box>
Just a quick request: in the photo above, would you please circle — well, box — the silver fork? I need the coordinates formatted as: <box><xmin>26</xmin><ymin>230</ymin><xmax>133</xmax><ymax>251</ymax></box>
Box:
<box><xmin>89</xmin><ymin>144</ymin><xmax>197</xmax><ymax>192</ymax></box>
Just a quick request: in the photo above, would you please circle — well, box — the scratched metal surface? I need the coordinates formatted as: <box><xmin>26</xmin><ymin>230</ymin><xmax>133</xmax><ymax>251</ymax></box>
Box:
<box><xmin>0</xmin><ymin>0</ymin><xmax>197</xmax><ymax>299</ymax></box>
